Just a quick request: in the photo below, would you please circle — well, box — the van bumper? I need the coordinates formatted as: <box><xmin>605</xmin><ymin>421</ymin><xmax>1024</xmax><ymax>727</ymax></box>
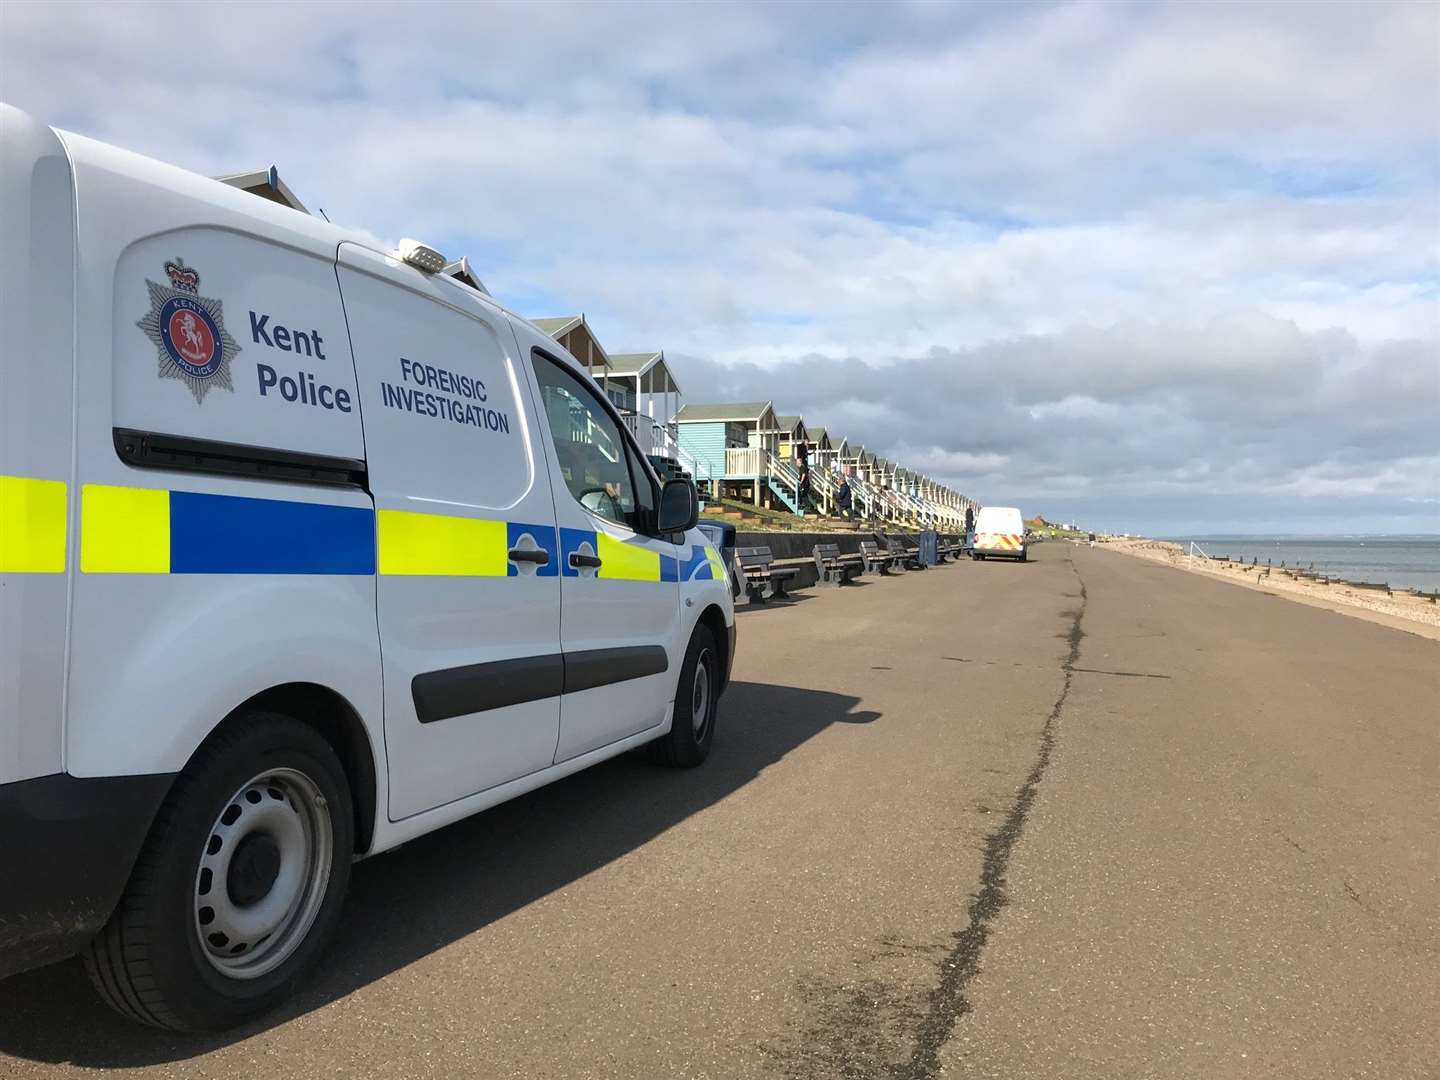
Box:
<box><xmin>0</xmin><ymin>771</ymin><xmax>173</xmax><ymax>979</ymax></box>
<box><xmin>975</xmin><ymin>545</ymin><xmax>1026</xmax><ymax>559</ymax></box>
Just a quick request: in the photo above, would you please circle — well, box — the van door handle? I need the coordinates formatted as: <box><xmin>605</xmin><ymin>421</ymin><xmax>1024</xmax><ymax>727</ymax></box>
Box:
<box><xmin>508</xmin><ymin>547</ymin><xmax>550</xmax><ymax>566</ymax></box>
<box><xmin>569</xmin><ymin>552</ymin><xmax>603</xmax><ymax>569</ymax></box>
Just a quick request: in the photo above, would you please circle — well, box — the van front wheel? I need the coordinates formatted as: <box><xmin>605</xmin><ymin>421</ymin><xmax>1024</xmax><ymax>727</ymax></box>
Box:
<box><xmin>650</xmin><ymin>624</ymin><xmax>719</xmax><ymax>768</ymax></box>
<box><xmin>83</xmin><ymin>713</ymin><xmax>353</xmax><ymax>1031</ymax></box>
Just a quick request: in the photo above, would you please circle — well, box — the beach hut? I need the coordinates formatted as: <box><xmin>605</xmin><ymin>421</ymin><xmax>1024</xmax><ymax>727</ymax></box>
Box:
<box><xmin>775</xmin><ymin>415</ymin><xmax>810</xmax><ymax>461</ymax></box>
<box><xmin>806</xmin><ymin>427</ymin><xmax>835</xmax><ymax>469</ymax></box>
<box><xmin>674</xmin><ymin>402</ymin><xmax>800</xmax><ymax>510</ymax></box>
<box><xmin>854</xmin><ymin>446</ymin><xmax>876</xmax><ymax>485</ymax></box>
<box><xmin>605</xmin><ymin>351</ymin><xmax>684</xmax><ymax>457</ymax></box>
<box><xmin>531</xmin><ymin>315</ymin><xmax>612</xmax><ymax>389</ymax></box>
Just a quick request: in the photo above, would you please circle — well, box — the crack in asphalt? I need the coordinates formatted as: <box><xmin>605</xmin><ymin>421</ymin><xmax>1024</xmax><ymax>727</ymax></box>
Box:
<box><xmin>889</xmin><ymin>555</ymin><xmax>1088</xmax><ymax>1080</ymax></box>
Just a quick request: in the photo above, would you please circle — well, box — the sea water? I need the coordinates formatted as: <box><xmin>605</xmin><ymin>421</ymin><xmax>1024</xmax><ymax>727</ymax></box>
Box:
<box><xmin>1161</xmin><ymin>535</ymin><xmax>1440</xmax><ymax>593</ymax></box>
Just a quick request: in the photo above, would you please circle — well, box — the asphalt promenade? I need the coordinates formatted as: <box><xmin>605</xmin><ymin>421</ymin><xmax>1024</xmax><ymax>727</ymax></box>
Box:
<box><xmin>2</xmin><ymin>543</ymin><xmax>1435</xmax><ymax>1078</ymax></box>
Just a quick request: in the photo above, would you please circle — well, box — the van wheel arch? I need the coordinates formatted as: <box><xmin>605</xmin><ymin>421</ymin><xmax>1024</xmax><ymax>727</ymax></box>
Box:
<box><xmin>696</xmin><ymin>604</ymin><xmax>731</xmax><ymax>695</ymax></box>
<box><xmin>205</xmin><ymin>683</ymin><xmax>378</xmax><ymax>855</ymax></box>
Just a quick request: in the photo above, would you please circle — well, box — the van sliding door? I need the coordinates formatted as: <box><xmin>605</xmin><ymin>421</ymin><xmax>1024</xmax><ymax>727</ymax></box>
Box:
<box><xmin>336</xmin><ymin>244</ymin><xmax>561</xmax><ymax>820</ymax></box>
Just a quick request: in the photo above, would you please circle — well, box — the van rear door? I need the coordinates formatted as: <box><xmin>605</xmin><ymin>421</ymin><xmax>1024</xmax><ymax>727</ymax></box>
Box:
<box><xmin>0</xmin><ymin>107</ymin><xmax>74</xmax><ymax>785</ymax></box>
<box><xmin>337</xmin><ymin>245</ymin><xmax>561</xmax><ymax>820</ymax></box>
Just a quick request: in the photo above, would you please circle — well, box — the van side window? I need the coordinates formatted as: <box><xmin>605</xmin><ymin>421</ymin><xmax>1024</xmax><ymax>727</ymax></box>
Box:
<box><xmin>532</xmin><ymin>351</ymin><xmax>639</xmax><ymax>529</ymax></box>
<box><xmin>625</xmin><ymin>440</ymin><xmax>658</xmax><ymax>530</ymax></box>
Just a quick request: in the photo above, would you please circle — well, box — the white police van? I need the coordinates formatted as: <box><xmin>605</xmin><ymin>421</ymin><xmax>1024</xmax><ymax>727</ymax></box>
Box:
<box><xmin>0</xmin><ymin>105</ymin><xmax>735</xmax><ymax>1030</ymax></box>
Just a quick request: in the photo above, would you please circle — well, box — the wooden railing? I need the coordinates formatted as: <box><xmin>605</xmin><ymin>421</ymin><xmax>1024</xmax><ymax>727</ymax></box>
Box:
<box><xmin>620</xmin><ymin>410</ymin><xmax>665</xmax><ymax>456</ymax></box>
<box><xmin>725</xmin><ymin>446</ymin><xmax>765</xmax><ymax>476</ymax></box>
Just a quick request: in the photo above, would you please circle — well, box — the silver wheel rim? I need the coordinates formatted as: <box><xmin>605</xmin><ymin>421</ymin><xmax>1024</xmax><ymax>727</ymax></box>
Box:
<box><xmin>193</xmin><ymin>767</ymin><xmax>333</xmax><ymax>980</ymax></box>
<box><xmin>691</xmin><ymin>649</ymin><xmax>712</xmax><ymax>739</ymax></box>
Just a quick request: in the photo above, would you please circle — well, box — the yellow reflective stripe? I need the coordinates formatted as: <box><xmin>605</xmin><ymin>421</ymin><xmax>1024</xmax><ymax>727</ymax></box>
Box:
<box><xmin>80</xmin><ymin>484</ymin><xmax>171</xmax><ymax>573</ymax></box>
<box><xmin>0</xmin><ymin>475</ymin><xmax>68</xmax><ymax>573</ymax></box>
<box><xmin>704</xmin><ymin>544</ymin><xmax>727</xmax><ymax>581</ymax></box>
<box><xmin>377</xmin><ymin>508</ymin><xmax>506</xmax><ymax>576</ymax></box>
<box><xmin>596</xmin><ymin>531</ymin><xmax>660</xmax><ymax>581</ymax></box>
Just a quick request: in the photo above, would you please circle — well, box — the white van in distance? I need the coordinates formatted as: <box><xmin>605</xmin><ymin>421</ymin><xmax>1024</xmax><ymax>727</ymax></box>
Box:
<box><xmin>0</xmin><ymin>105</ymin><xmax>735</xmax><ymax>1030</ymax></box>
<box><xmin>971</xmin><ymin>506</ymin><xmax>1028</xmax><ymax>561</ymax></box>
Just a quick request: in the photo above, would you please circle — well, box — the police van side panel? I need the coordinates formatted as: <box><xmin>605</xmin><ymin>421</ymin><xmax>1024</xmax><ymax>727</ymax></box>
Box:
<box><xmin>60</xmin><ymin>133</ymin><xmax>384</xmax><ymax>784</ymax></box>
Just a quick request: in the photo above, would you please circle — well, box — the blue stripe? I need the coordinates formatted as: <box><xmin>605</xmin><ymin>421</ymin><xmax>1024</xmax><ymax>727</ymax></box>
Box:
<box><xmin>659</xmin><ymin>554</ymin><xmax>679</xmax><ymax>582</ymax></box>
<box><xmin>678</xmin><ymin>543</ymin><xmax>710</xmax><ymax>582</ymax></box>
<box><xmin>169</xmin><ymin>491</ymin><xmax>376</xmax><ymax>575</ymax></box>
<box><xmin>506</xmin><ymin>520</ymin><xmax>559</xmax><ymax>577</ymax></box>
<box><xmin>558</xmin><ymin>526</ymin><xmax>597</xmax><ymax>578</ymax></box>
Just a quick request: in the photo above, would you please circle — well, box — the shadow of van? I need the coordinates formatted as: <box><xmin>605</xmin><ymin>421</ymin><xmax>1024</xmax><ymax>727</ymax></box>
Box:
<box><xmin>0</xmin><ymin>681</ymin><xmax>879</xmax><ymax>1067</ymax></box>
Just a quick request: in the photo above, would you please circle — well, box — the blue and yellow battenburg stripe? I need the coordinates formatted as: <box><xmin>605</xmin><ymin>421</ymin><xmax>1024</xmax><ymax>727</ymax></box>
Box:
<box><xmin>0</xmin><ymin>475</ymin><xmax>68</xmax><ymax>573</ymax></box>
<box><xmin>80</xmin><ymin>484</ymin><xmax>374</xmax><ymax>575</ymax></box>
<box><xmin>3</xmin><ymin>476</ymin><xmax>718</xmax><ymax>583</ymax></box>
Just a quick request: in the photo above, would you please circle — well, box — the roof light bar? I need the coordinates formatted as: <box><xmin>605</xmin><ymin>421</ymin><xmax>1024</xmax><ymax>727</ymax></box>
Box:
<box><xmin>398</xmin><ymin>238</ymin><xmax>447</xmax><ymax>274</ymax></box>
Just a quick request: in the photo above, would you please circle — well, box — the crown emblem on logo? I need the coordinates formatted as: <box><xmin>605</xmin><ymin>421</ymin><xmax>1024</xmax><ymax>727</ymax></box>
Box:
<box><xmin>164</xmin><ymin>258</ymin><xmax>200</xmax><ymax>294</ymax></box>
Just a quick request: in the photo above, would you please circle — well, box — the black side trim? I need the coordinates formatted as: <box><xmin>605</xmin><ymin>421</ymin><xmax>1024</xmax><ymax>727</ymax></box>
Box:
<box><xmin>413</xmin><ymin>654</ymin><xmax>565</xmax><ymax>724</ymax></box>
<box><xmin>0</xmin><ymin>771</ymin><xmax>175</xmax><ymax>978</ymax></box>
<box><xmin>114</xmin><ymin>428</ymin><xmax>368</xmax><ymax>489</ymax></box>
<box><xmin>411</xmin><ymin>646</ymin><xmax>671</xmax><ymax>723</ymax></box>
<box><xmin>563</xmin><ymin>645</ymin><xmax>669</xmax><ymax>694</ymax></box>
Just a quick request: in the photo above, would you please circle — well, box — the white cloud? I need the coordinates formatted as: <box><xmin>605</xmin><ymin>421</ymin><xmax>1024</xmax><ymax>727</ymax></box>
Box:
<box><xmin>1</xmin><ymin>0</ymin><xmax>1435</xmax><ymax>530</ymax></box>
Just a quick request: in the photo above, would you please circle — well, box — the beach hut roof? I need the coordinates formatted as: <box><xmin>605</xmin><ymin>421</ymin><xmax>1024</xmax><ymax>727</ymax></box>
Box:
<box><xmin>775</xmin><ymin>415</ymin><xmax>809</xmax><ymax>439</ymax></box>
<box><xmin>606</xmin><ymin>351</ymin><xmax>681</xmax><ymax>394</ymax></box>
<box><xmin>215</xmin><ymin>166</ymin><xmax>309</xmax><ymax>214</ymax></box>
<box><xmin>530</xmin><ymin>314</ymin><xmax>611</xmax><ymax>370</ymax></box>
<box><xmin>673</xmin><ymin>401</ymin><xmax>775</xmax><ymax>424</ymax></box>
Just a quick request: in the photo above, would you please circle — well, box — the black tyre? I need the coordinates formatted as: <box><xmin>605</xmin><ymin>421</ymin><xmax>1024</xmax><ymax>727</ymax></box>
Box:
<box><xmin>83</xmin><ymin>712</ymin><xmax>354</xmax><ymax>1032</ymax></box>
<box><xmin>650</xmin><ymin>624</ymin><xmax>719</xmax><ymax>768</ymax></box>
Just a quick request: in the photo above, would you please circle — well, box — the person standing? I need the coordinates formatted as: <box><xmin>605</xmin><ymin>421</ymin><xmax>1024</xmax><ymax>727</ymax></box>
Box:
<box><xmin>837</xmin><ymin>476</ymin><xmax>853</xmax><ymax>520</ymax></box>
<box><xmin>794</xmin><ymin>439</ymin><xmax>812</xmax><ymax>512</ymax></box>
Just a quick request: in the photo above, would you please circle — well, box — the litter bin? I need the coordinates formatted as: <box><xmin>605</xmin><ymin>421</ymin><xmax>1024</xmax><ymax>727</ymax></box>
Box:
<box><xmin>918</xmin><ymin>529</ymin><xmax>939</xmax><ymax>566</ymax></box>
<box><xmin>697</xmin><ymin>521</ymin><xmax>738</xmax><ymax>597</ymax></box>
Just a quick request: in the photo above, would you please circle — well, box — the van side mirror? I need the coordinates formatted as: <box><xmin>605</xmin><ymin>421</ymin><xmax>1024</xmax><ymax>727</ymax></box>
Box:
<box><xmin>657</xmin><ymin>478</ymin><xmax>699</xmax><ymax>534</ymax></box>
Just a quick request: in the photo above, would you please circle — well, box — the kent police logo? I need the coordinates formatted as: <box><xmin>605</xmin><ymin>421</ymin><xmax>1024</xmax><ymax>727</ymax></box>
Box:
<box><xmin>136</xmin><ymin>258</ymin><xmax>240</xmax><ymax>403</ymax></box>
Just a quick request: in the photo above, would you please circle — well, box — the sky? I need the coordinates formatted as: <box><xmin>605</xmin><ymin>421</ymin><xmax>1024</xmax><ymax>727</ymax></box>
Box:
<box><xmin>2</xmin><ymin>0</ymin><xmax>1437</xmax><ymax>535</ymax></box>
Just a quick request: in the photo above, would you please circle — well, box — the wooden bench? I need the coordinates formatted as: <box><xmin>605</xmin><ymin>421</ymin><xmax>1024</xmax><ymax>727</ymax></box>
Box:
<box><xmin>813</xmin><ymin>543</ymin><xmax>861</xmax><ymax>586</ymax></box>
<box><xmin>859</xmin><ymin>539</ymin><xmax>901</xmax><ymax>575</ymax></box>
<box><xmin>732</xmin><ymin>546</ymin><xmax>798</xmax><ymax>604</ymax></box>
<box><xmin>882</xmin><ymin>535</ymin><xmax>924</xmax><ymax>570</ymax></box>
<box><xmin>937</xmin><ymin>540</ymin><xmax>961</xmax><ymax>563</ymax></box>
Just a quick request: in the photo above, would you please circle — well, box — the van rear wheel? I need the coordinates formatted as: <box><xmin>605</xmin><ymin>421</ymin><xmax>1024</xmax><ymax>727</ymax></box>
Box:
<box><xmin>650</xmin><ymin>624</ymin><xmax>719</xmax><ymax>768</ymax></box>
<box><xmin>83</xmin><ymin>713</ymin><xmax>353</xmax><ymax>1031</ymax></box>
